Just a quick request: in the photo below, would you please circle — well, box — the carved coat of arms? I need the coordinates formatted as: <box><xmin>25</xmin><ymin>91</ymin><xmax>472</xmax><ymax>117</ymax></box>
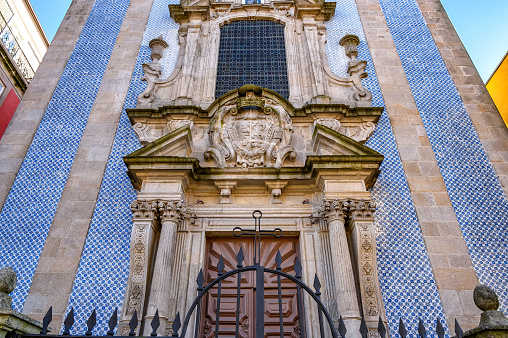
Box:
<box><xmin>205</xmin><ymin>86</ymin><xmax>296</xmax><ymax>168</ymax></box>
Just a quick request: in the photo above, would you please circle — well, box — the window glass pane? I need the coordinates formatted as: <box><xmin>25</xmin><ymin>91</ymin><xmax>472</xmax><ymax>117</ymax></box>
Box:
<box><xmin>216</xmin><ymin>20</ymin><xmax>289</xmax><ymax>98</ymax></box>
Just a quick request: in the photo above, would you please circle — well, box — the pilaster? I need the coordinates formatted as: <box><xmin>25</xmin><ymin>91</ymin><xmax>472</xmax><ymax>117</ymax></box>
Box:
<box><xmin>347</xmin><ymin>199</ymin><xmax>387</xmax><ymax>335</ymax></box>
<box><xmin>118</xmin><ymin>200</ymin><xmax>159</xmax><ymax>336</ymax></box>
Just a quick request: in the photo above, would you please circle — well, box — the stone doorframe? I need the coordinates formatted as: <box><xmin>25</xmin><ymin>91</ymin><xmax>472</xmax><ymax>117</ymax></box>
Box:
<box><xmin>118</xmin><ymin>196</ymin><xmax>387</xmax><ymax>338</ymax></box>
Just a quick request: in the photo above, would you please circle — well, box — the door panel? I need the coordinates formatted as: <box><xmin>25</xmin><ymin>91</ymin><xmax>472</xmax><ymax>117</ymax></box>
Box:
<box><xmin>203</xmin><ymin>237</ymin><xmax>301</xmax><ymax>337</ymax></box>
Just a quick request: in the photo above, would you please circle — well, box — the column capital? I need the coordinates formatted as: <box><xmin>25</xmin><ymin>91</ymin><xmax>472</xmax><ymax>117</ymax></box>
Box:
<box><xmin>158</xmin><ymin>200</ymin><xmax>187</xmax><ymax>223</ymax></box>
<box><xmin>320</xmin><ymin>198</ymin><xmax>349</xmax><ymax>222</ymax></box>
<box><xmin>348</xmin><ymin>199</ymin><xmax>376</xmax><ymax>221</ymax></box>
<box><xmin>131</xmin><ymin>200</ymin><xmax>158</xmax><ymax>220</ymax></box>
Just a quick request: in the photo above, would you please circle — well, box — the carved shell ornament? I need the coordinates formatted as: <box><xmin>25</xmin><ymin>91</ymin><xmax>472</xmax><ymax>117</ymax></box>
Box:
<box><xmin>205</xmin><ymin>85</ymin><xmax>296</xmax><ymax>168</ymax></box>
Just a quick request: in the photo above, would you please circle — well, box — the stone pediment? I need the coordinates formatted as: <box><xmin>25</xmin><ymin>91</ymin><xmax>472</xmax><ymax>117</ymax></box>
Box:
<box><xmin>127</xmin><ymin>124</ymin><xmax>193</xmax><ymax>158</ymax></box>
<box><xmin>311</xmin><ymin>123</ymin><xmax>381</xmax><ymax>157</ymax></box>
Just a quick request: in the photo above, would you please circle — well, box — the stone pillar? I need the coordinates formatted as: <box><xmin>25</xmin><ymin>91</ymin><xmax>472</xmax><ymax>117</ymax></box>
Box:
<box><xmin>347</xmin><ymin>199</ymin><xmax>387</xmax><ymax>335</ymax></box>
<box><xmin>0</xmin><ymin>267</ymin><xmax>45</xmax><ymax>337</ymax></box>
<box><xmin>118</xmin><ymin>200</ymin><xmax>158</xmax><ymax>336</ymax></box>
<box><xmin>322</xmin><ymin>199</ymin><xmax>362</xmax><ymax>336</ymax></box>
<box><xmin>143</xmin><ymin>200</ymin><xmax>186</xmax><ymax>335</ymax></box>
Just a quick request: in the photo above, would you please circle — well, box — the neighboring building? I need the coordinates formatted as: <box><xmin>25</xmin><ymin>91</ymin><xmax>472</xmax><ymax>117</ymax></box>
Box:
<box><xmin>0</xmin><ymin>0</ymin><xmax>507</xmax><ymax>337</ymax></box>
<box><xmin>486</xmin><ymin>52</ymin><xmax>508</xmax><ymax>127</ymax></box>
<box><xmin>0</xmin><ymin>0</ymin><xmax>48</xmax><ymax>139</ymax></box>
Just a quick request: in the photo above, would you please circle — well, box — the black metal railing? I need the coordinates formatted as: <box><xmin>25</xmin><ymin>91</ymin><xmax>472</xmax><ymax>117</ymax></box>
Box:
<box><xmin>9</xmin><ymin>211</ymin><xmax>468</xmax><ymax>338</ymax></box>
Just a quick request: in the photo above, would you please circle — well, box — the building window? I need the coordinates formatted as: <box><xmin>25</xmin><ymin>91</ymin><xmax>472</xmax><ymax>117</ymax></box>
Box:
<box><xmin>216</xmin><ymin>20</ymin><xmax>289</xmax><ymax>98</ymax></box>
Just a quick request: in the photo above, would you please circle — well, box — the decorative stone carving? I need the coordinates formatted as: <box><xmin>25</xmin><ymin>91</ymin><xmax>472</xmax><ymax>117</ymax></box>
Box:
<box><xmin>343</xmin><ymin>122</ymin><xmax>376</xmax><ymax>143</ymax></box>
<box><xmin>126</xmin><ymin>224</ymin><xmax>149</xmax><ymax>316</ymax></box>
<box><xmin>220</xmin><ymin>189</ymin><xmax>231</xmax><ymax>204</ymax></box>
<box><xmin>338</xmin><ymin>34</ymin><xmax>372</xmax><ymax>102</ymax></box>
<box><xmin>138</xmin><ymin>36</ymin><xmax>168</xmax><ymax>106</ymax></box>
<box><xmin>320</xmin><ymin>198</ymin><xmax>349</xmax><ymax>221</ymax></box>
<box><xmin>0</xmin><ymin>267</ymin><xmax>16</xmax><ymax>309</ymax></box>
<box><xmin>205</xmin><ymin>85</ymin><xmax>296</xmax><ymax>168</ymax></box>
<box><xmin>158</xmin><ymin>200</ymin><xmax>187</xmax><ymax>223</ymax></box>
<box><xmin>271</xmin><ymin>189</ymin><xmax>282</xmax><ymax>204</ymax></box>
<box><xmin>349</xmin><ymin>199</ymin><xmax>376</xmax><ymax>220</ymax></box>
<box><xmin>165</xmin><ymin>120</ymin><xmax>194</xmax><ymax>134</ymax></box>
<box><xmin>314</xmin><ymin>119</ymin><xmax>376</xmax><ymax>144</ymax></box>
<box><xmin>357</xmin><ymin>222</ymin><xmax>379</xmax><ymax>317</ymax></box>
<box><xmin>130</xmin><ymin>200</ymin><xmax>158</xmax><ymax>220</ymax></box>
<box><xmin>314</xmin><ymin>118</ymin><xmax>341</xmax><ymax>133</ymax></box>
<box><xmin>215</xmin><ymin>181</ymin><xmax>237</xmax><ymax>204</ymax></box>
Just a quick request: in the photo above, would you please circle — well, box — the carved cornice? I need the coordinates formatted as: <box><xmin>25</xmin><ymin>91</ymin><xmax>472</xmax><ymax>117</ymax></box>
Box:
<box><xmin>131</xmin><ymin>200</ymin><xmax>158</xmax><ymax>220</ymax></box>
<box><xmin>158</xmin><ymin>200</ymin><xmax>187</xmax><ymax>223</ymax></box>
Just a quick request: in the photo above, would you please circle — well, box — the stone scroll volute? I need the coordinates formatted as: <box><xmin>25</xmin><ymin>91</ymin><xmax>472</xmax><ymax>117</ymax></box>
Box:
<box><xmin>205</xmin><ymin>85</ymin><xmax>296</xmax><ymax>169</ymax></box>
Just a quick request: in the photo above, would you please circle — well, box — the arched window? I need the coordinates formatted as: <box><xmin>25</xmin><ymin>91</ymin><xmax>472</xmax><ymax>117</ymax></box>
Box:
<box><xmin>216</xmin><ymin>20</ymin><xmax>289</xmax><ymax>98</ymax></box>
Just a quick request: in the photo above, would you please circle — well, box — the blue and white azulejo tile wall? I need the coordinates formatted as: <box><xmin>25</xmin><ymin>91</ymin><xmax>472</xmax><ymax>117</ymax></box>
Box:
<box><xmin>0</xmin><ymin>0</ymin><xmax>130</xmax><ymax>312</ymax></box>
<box><xmin>327</xmin><ymin>0</ymin><xmax>449</xmax><ymax>335</ymax></box>
<box><xmin>66</xmin><ymin>0</ymin><xmax>180</xmax><ymax>333</ymax></box>
<box><xmin>378</xmin><ymin>0</ymin><xmax>508</xmax><ymax>315</ymax></box>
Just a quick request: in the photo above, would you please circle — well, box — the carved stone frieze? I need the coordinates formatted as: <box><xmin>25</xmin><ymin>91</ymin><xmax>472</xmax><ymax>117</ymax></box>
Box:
<box><xmin>158</xmin><ymin>200</ymin><xmax>187</xmax><ymax>223</ymax></box>
<box><xmin>131</xmin><ymin>200</ymin><xmax>158</xmax><ymax>220</ymax></box>
<box><xmin>205</xmin><ymin>85</ymin><xmax>296</xmax><ymax>168</ymax></box>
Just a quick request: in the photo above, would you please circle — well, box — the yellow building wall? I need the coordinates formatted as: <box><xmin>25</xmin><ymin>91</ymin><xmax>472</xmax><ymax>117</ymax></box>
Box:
<box><xmin>487</xmin><ymin>53</ymin><xmax>508</xmax><ymax>127</ymax></box>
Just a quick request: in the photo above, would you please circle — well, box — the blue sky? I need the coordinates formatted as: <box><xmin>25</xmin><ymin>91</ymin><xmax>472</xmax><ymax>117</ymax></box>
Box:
<box><xmin>30</xmin><ymin>0</ymin><xmax>507</xmax><ymax>83</ymax></box>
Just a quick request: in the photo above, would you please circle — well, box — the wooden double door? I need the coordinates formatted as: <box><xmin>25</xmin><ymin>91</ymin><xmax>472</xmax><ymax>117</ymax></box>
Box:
<box><xmin>203</xmin><ymin>237</ymin><xmax>301</xmax><ymax>337</ymax></box>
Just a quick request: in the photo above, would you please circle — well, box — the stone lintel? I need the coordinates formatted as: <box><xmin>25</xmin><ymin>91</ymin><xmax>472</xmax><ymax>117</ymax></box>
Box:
<box><xmin>124</xmin><ymin>155</ymin><xmax>382</xmax><ymax>191</ymax></box>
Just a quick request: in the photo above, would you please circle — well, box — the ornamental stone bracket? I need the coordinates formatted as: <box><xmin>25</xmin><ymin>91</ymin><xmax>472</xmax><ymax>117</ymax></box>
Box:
<box><xmin>318</xmin><ymin>199</ymin><xmax>388</xmax><ymax>336</ymax></box>
<box><xmin>119</xmin><ymin>199</ymin><xmax>187</xmax><ymax>336</ymax></box>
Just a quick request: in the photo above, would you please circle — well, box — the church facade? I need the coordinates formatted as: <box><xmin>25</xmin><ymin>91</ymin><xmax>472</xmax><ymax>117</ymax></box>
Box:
<box><xmin>0</xmin><ymin>0</ymin><xmax>507</xmax><ymax>336</ymax></box>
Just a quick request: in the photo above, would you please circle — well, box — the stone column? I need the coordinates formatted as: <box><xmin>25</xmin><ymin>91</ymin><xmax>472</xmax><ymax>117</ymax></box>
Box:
<box><xmin>347</xmin><ymin>199</ymin><xmax>387</xmax><ymax>335</ymax></box>
<box><xmin>118</xmin><ymin>200</ymin><xmax>158</xmax><ymax>335</ymax></box>
<box><xmin>322</xmin><ymin>199</ymin><xmax>362</xmax><ymax>336</ymax></box>
<box><xmin>143</xmin><ymin>200</ymin><xmax>186</xmax><ymax>335</ymax></box>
